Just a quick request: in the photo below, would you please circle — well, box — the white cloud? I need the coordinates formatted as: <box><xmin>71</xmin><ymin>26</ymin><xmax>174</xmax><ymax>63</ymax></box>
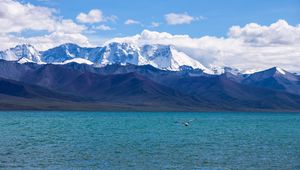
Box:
<box><xmin>229</xmin><ymin>19</ymin><xmax>300</xmax><ymax>46</ymax></box>
<box><xmin>124</xmin><ymin>19</ymin><xmax>140</xmax><ymax>25</ymax></box>
<box><xmin>165</xmin><ymin>13</ymin><xmax>201</xmax><ymax>25</ymax></box>
<box><xmin>76</xmin><ymin>9</ymin><xmax>117</xmax><ymax>24</ymax></box>
<box><xmin>0</xmin><ymin>0</ymin><xmax>55</xmax><ymax>33</ymax></box>
<box><xmin>151</xmin><ymin>22</ymin><xmax>160</xmax><ymax>28</ymax></box>
<box><xmin>107</xmin><ymin>20</ymin><xmax>300</xmax><ymax>73</ymax></box>
<box><xmin>0</xmin><ymin>0</ymin><xmax>90</xmax><ymax>50</ymax></box>
<box><xmin>76</xmin><ymin>9</ymin><xmax>104</xmax><ymax>23</ymax></box>
<box><xmin>95</xmin><ymin>25</ymin><xmax>113</xmax><ymax>31</ymax></box>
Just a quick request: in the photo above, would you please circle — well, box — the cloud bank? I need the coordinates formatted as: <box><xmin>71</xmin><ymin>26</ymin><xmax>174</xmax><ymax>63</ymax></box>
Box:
<box><xmin>0</xmin><ymin>0</ymin><xmax>90</xmax><ymax>50</ymax></box>
<box><xmin>108</xmin><ymin>20</ymin><xmax>300</xmax><ymax>73</ymax></box>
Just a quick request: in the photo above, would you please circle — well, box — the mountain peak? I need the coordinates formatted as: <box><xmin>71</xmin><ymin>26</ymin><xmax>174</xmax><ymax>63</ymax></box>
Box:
<box><xmin>263</xmin><ymin>67</ymin><xmax>286</xmax><ymax>76</ymax></box>
<box><xmin>0</xmin><ymin>44</ymin><xmax>41</xmax><ymax>62</ymax></box>
<box><xmin>41</xmin><ymin>43</ymin><xmax>91</xmax><ymax>63</ymax></box>
<box><xmin>13</xmin><ymin>44</ymin><xmax>39</xmax><ymax>55</ymax></box>
<box><xmin>273</xmin><ymin>67</ymin><xmax>286</xmax><ymax>75</ymax></box>
<box><xmin>244</xmin><ymin>66</ymin><xmax>298</xmax><ymax>83</ymax></box>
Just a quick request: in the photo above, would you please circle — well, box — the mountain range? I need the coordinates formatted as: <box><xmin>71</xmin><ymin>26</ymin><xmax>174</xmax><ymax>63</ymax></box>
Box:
<box><xmin>0</xmin><ymin>43</ymin><xmax>300</xmax><ymax>111</ymax></box>
<box><xmin>0</xmin><ymin>43</ymin><xmax>211</xmax><ymax>73</ymax></box>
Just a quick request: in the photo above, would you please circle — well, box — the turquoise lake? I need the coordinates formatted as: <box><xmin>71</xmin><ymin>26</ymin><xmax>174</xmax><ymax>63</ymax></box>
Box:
<box><xmin>0</xmin><ymin>112</ymin><xmax>300</xmax><ymax>169</ymax></box>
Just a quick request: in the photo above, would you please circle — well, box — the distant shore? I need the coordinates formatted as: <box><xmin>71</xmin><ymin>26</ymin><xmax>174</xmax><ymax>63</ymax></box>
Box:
<box><xmin>1</xmin><ymin>100</ymin><xmax>300</xmax><ymax>113</ymax></box>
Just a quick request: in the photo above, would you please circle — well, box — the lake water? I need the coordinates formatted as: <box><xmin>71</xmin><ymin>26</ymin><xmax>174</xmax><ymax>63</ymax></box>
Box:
<box><xmin>0</xmin><ymin>112</ymin><xmax>300</xmax><ymax>170</ymax></box>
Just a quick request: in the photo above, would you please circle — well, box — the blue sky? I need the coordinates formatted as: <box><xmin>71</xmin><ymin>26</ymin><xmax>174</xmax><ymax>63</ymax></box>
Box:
<box><xmin>23</xmin><ymin>0</ymin><xmax>300</xmax><ymax>38</ymax></box>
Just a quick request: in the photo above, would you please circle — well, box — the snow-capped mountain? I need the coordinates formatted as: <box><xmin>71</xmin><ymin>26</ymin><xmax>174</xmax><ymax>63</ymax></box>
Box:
<box><xmin>242</xmin><ymin>67</ymin><xmax>300</xmax><ymax>95</ymax></box>
<box><xmin>96</xmin><ymin>43</ymin><xmax>211</xmax><ymax>73</ymax></box>
<box><xmin>0</xmin><ymin>44</ymin><xmax>42</xmax><ymax>63</ymax></box>
<box><xmin>41</xmin><ymin>43</ymin><xmax>103</xmax><ymax>63</ymax></box>
<box><xmin>2</xmin><ymin>43</ymin><xmax>297</xmax><ymax>76</ymax></box>
<box><xmin>244</xmin><ymin>67</ymin><xmax>297</xmax><ymax>82</ymax></box>
<box><xmin>0</xmin><ymin>43</ymin><xmax>212</xmax><ymax>73</ymax></box>
<box><xmin>140</xmin><ymin>44</ymin><xmax>210</xmax><ymax>72</ymax></box>
<box><xmin>95</xmin><ymin>42</ymin><xmax>140</xmax><ymax>66</ymax></box>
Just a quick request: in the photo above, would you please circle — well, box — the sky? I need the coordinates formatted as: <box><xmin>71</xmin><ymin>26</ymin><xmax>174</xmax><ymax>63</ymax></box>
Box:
<box><xmin>1</xmin><ymin>0</ymin><xmax>300</xmax><ymax>72</ymax></box>
<box><xmin>22</xmin><ymin>0</ymin><xmax>300</xmax><ymax>39</ymax></box>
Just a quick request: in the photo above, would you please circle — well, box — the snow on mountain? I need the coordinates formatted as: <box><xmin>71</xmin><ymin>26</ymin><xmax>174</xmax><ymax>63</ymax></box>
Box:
<box><xmin>95</xmin><ymin>42</ymin><xmax>140</xmax><ymax>66</ymax></box>
<box><xmin>93</xmin><ymin>43</ymin><xmax>212</xmax><ymax>73</ymax></box>
<box><xmin>58</xmin><ymin>58</ymin><xmax>94</xmax><ymax>65</ymax></box>
<box><xmin>141</xmin><ymin>45</ymin><xmax>212</xmax><ymax>73</ymax></box>
<box><xmin>276</xmin><ymin>67</ymin><xmax>286</xmax><ymax>75</ymax></box>
<box><xmin>208</xmin><ymin>66</ymin><xmax>244</xmax><ymax>75</ymax></box>
<box><xmin>17</xmin><ymin>57</ymin><xmax>34</xmax><ymax>64</ymax></box>
<box><xmin>0</xmin><ymin>42</ymin><xmax>216</xmax><ymax>74</ymax></box>
<box><xmin>39</xmin><ymin>42</ymin><xmax>212</xmax><ymax>73</ymax></box>
<box><xmin>42</xmin><ymin>43</ymin><xmax>89</xmax><ymax>63</ymax></box>
<box><xmin>0</xmin><ymin>44</ymin><xmax>42</xmax><ymax>63</ymax></box>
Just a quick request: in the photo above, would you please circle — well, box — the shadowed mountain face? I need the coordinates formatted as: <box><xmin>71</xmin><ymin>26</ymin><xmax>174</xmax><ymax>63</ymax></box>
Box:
<box><xmin>242</xmin><ymin>67</ymin><xmax>300</xmax><ymax>95</ymax></box>
<box><xmin>0</xmin><ymin>77</ymin><xmax>85</xmax><ymax>101</ymax></box>
<box><xmin>0</xmin><ymin>60</ymin><xmax>300</xmax><ymax>111</ymax></box>
<box><xmin>0</xmin><ymin>79</ymin><xmax>32</xmax><ymax>98</ymax></box>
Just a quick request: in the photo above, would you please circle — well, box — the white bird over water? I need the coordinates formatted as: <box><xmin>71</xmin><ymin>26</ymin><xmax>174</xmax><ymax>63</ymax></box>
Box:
<box><xmin>176</xmin><ymin>119</ymin><xmax>197</xmax><ymax>126</ymax></box>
